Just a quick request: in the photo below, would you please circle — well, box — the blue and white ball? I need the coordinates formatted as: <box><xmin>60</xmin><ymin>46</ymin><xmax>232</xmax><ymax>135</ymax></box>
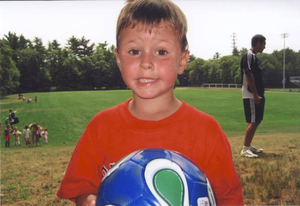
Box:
<box><xmin>96</xmin><ymin>148</ymin><xmax>216</xmax><ymax>206</ymax></box>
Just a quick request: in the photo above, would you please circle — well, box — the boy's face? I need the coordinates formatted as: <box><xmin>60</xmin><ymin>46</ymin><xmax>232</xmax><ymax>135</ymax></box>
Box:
<box><xmin>115</xmin><ymin>21</ymin><xmax>189</xmax><ymax>100</ymax></box>
<box><xmin>257</xmin><ymin>41</ymin><xmax>266</xmax><ymax>53</ymax></box>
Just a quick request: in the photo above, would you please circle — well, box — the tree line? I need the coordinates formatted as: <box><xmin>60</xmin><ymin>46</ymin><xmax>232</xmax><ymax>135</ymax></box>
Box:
<box><xmin>1</xmin><ymin>32</ymin><xmax>300</xmax><ymax>96</ymax></box>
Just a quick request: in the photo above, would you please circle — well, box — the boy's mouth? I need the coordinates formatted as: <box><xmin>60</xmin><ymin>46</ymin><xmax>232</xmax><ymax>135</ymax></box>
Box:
<box><xmin>138</xmin><ymin>78</ymin><xmax>157</xmax><ymax>83</ymax></box>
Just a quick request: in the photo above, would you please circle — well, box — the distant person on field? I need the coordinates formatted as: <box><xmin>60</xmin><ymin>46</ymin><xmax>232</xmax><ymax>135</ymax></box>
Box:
<box><xmin>37</xmin><ymin>123</ymin><xmax>43</xmax><ymax>140</ymax></box>
<box><xmin>23</xmin><ymin>125</ymin><xmax>31</xmax><ymax>147</ymax></box>
<box><xmin>29</xmin><ymin>123</ymin><xmax>39</xmax><ymax>146</ymax></box>
<box><xmin>9</xmin><ymin>109</ymin><xmax>15</xmax><ymax>129</ymax></box>
<box><xmin>240</xmin><ymin>34</ymin><xmax>266</xmax><ymax>158</ymax></box>
<box><xmin>4</xmin><ymin>125</ymin><xmax>12</xmax><ymax>147</ymax></box>
<box><xmin>13</xmin><ymin>127</ymin><xmax>21</xmax><ymax>146</ymax></box>
<box><xmin>57</xmin><ymin>0</ymin><xmax>244</xmax><ymax>205</ymax></box>
<box><xmin>42</xmin><ymin>127</ymin><xmax>48</xmax><ymax>144</ymax></box>
<box><xmin>35</xmin><ymin>96</ymin><xmax>37</xmax><ymax>103</ymax></box>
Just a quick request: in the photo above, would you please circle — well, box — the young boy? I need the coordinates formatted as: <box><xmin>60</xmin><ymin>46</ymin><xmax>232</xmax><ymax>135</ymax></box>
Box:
<box><xmin>57</xmin><ymin>0</ymin><xmax>244</xmax><ymax>205</ymax></box>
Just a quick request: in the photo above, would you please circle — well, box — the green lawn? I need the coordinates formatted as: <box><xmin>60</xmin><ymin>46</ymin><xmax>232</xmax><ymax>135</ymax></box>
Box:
<box><xmin>1</xmin><ymin>88</ymin><xmax>299</xmax><ymax>148</ymax></box>
<box><xmin>1</xmin><ymin>88</ymin><xmax>300</xmax><ymax>205</ymax></box>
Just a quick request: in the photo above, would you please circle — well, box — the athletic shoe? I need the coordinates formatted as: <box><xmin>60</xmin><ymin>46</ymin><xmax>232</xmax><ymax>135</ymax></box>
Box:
<box><xmin>250</xmin><ymin>145</ymin><xmax>263</xmax><ymax>154</ymax></box>
<box><xmin>241</xmin><ymin>149</ymin><xmax>258</xmax><ymax>158</ymax></box>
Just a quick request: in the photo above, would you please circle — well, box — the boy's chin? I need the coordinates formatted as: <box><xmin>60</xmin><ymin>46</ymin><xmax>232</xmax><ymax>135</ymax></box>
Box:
<box><xmin>133</xmin><ymin>89</ymin><xmax>175</xmax><ymax>101</ymax></box>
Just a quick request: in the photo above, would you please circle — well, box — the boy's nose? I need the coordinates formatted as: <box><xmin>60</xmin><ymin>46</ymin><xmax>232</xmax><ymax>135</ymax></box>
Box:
<box><xmin>140</xmin><ymin>63</ymin><xmax>153</xmax><ymax>70</ymax></box>
<box><xmin>140</xmin><ymin>53</ymin><xmax>153</xmax><ymax>70</ymax></box>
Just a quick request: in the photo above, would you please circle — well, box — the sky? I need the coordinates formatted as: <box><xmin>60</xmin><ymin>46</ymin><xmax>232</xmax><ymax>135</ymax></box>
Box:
<box><xmin>1</xmin><ymin>0</ymin><xmax>300</xmax><ymax>60</ymax></box>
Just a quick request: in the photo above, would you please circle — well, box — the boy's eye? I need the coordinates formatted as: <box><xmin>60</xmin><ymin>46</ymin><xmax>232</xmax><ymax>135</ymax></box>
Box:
<box><xmin>129</xmin><ymin>49</ymin><xmax>140</xmax><ymax>55</ymax></box>
<box><xmin>156</xmin><ymin>50</ymin><xmax>168</xmax><ymax>56</ymax></box>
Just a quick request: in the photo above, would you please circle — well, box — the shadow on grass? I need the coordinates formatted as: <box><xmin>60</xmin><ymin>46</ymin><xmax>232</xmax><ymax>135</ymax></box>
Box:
<box><xmin>259</xmin><ymin>152</ymin><xmax>284</xmax><ymax>159</ymax></box>
<box><xmin>0</xmin><ymin>96</ymin><xmax>9</xmax><ymax>100</ymax></box>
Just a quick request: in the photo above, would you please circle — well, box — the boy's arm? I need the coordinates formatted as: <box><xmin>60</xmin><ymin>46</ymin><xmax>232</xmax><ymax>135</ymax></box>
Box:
<box><xmin>57</xmin><ymin>117</ymin><xmax>103</xmax><ymax>202</ymax></box>
<box><xmin>203</xmin><ymin>120</ymin><xmax>244</xmax><ymax>205</ymax></box>
<box><xmin>244</xmin><ymin>51</ymin><xmax>260</xmax><ymax>104</ymax></box>
<box><xmin>245</xmin><ymin>70</ymin><xmax>260</xmax><ymax>104</ymax></box>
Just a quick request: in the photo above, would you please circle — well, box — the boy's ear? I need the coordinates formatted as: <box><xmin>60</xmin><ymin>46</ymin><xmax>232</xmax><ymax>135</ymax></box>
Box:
<box><xmin>178</xmin><ymin>50</ymin><xmax>190</xmax><ymax>75</ymax></box>
<box><xmin>114</xmin><ymin>48</ymin><xmax>121</xmax><ymax>69</ymax></box>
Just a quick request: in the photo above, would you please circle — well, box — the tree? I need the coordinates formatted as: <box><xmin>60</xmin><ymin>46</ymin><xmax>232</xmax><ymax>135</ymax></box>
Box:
<box><xmin>2</xmin><ymin>32</ymin><xmax>299</xmax><ymax>94</ymax></box>
<box><xmin>46</xmin><ymin>40</ymin><xmax>64</xmax><ymax>88</ymax></box>
<box><xmin>78</xmin><ymin>56</ymin><xmax>96</xmax><ymax>89</ymax></box>
<box><xmin>78</xmin><ymin>36</ymin><xmax>95</xmax><ymax>57</ymax></box>
<box><xmin>19</xmin><ymin>34</ymin><xmax>30</xmax><ymax>50</ymax></box>
<box><xmin>0</xmin><ymin>40</ymin><xmax>20</xmax><ymax>95</ymax></box>
<box><xmin>232</xmin><ymin>48</ymin><xmax>239</xmax><ymax>56</ymax></box>
<box><xmin>92</xmin><ymin>42</ymin><xmax>125</xmax><ymax>89</ymax></box>
<box><xmin>4</xmin><ymin>32</ymin><xmax>19</xmax><ymax>51</ymax></box>
<box><xmin>218</xmin><ymin>55</ymin><xmax>239</xmax><ymax>84</ymax></box>
<box><xmin>188</xmin><ymin>54</ymin><xmax>196</xmax><ymax>62</ymax></box>
<box><xmin>32</xmin><ymin>37</ymin><xmax>46</xmax><ymax>67</ymax></box>
<box><xmin>187</xmin><ymin>58</ymin><xmax>206</xmax><ymax>86</ymax></box>
<box><xmin>239</xmin><ymin>48</ymin><xmax>248</xmax><ymax>56</ymax></box>
<box><xmin>257</xmin><ymin>53</ymin><xmax>281</xmax><ymax>88</ymax></box>
<box><xmin>67</xmin><ymin>36</ymin><xmax>80</xmax><ymax>57</ymax></box>
<box><xmin>17</xmin><ymin>48</ymin><xmax>42</xmax><ymax>92</ymax></box>
<box><xmin>273</xmin><ymin>48</ymin><xmax>300</xmax><ymax>87</ymax></box>
<box><xmin>16</xmin><ymin>37</ymin><xmax>50</xmax><ymax>92</ymax></box>
<box><xmin>213</xmin><ymin>52</ymin><xmax>221</xmax><ymax>62</ymax></box>
<box><xmin>3</xmin><ymin>32</ymin><xmax>20</xmax><ymax>62</ymax></box>
<box><xmin>208</xmin><ymin>60</ymin><xmax>220</xmax><ymax>83</ymax></box>
<box><xmin>57</xmin><ymin>55</ymin><xmax>81</xmax><ymax>90</ymax></box>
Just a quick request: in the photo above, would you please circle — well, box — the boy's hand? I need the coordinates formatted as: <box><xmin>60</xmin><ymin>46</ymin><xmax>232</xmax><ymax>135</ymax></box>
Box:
<box><xmin>254</xmin><ymin>94</ymin><xmax>261</xmax><ymax>105</ymax></box>
<box><xmin>75</xmin><ymin>193</ymin><xmax>97</xmax><ymax>206</ymax></box>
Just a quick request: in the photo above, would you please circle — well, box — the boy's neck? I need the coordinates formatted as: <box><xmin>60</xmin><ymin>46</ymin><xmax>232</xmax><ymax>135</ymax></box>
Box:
<box><xmin>128</xmin><ymin>96</ymin><xmax>182</xmax><ymax>121</ymax></box>
<box><xmin>251</xmin><ymin>47</ymin><xmax>258</xmax><ymax>54</ymax></box>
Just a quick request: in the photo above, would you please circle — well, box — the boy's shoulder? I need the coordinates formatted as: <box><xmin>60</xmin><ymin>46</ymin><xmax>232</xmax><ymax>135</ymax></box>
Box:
<box><xmin>96</xmin><ymin>100</ymin><xmax>127</xmax><ymax>116</ymax></box>
<box><xmin>91</xmin><ymin>100</ymin><xmax>129</xmax><ymax>123</ymax></box>
<box><xmin>185</xmin><ymin>102</ymin><xmax>216</xmax><ymax>122</ymax></box>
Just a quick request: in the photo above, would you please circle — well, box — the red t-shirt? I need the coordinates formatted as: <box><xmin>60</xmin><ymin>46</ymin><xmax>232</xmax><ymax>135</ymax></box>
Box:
<box><xmin>57</xmin><ymin>99</ymin><xmax>244</xmax><ymax>205</ymax></box>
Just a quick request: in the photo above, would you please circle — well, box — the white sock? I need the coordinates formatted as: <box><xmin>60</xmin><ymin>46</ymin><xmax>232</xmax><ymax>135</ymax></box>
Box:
<box><xmin>243</xmin><ymin>146</ymin><xmax>250</xmax><ymax>151</ymax></box>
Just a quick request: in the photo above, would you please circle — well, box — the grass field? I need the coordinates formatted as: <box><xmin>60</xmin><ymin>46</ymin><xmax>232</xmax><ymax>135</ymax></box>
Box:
<box><xmin>1</xmin><ymin>88</ymin><xmax>300</xmax><ymax>205</ymax></box>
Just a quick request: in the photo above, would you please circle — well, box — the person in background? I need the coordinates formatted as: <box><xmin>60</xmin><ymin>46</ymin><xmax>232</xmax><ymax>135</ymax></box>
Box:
<box><xmin>13</xmin><ymin>127</ymin><xmax>21</xmax><ymax>146</ymax></box>
<box><xmin>37</xmin><ymin>123</ymin><xmax>43</xmax><ymax>143</ymax></box>
<box><xmin>9</xmin><ymin>109</ymin><xmax>15</xmax><ymax>129</ymax></box>
<box><xmin>240</xmin><ymin>34</ymin><xmax>266</xmax><ymax>158</ymax></box>
<box><xmin>23</xmin><ymin>125</ymin><xmax>31</xmax><ymax>147</ymax></box>
<box><xmin>4</xmin><ymin>124</ymin><xmax>12</xmax><ymax>147</ymax></box>
<box><xmin>29</xmin><ymin>123</ymin><xmax>39</xmax><ymax>146</ymax></box>
<box><xmin>42</xmin><ymin>127</ymin><xmax>48</xmax><ymax>144</ymax></box>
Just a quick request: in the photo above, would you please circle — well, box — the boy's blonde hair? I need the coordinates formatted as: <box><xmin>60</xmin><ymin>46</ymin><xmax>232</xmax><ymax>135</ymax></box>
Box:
<box><xmin>116</xmin><ymin>0</ymin><xmax>188</xmax><ymax>52</ymax></box>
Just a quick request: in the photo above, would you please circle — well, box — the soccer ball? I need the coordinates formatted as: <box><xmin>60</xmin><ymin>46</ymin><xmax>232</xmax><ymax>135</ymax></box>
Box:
<box><xmin>96</xmin><ymin>148</ymin><xmax>216</xmax><ymax>206</ymax></box>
